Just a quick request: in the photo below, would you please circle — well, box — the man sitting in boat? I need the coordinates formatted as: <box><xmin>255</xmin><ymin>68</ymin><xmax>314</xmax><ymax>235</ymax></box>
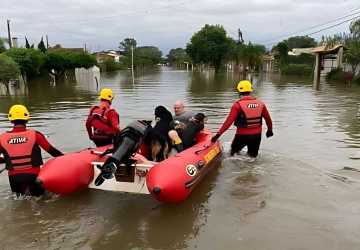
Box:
<box><xmin>168</xmin><ymin>113</ymin><xmax>207</xmax><ymax>152</ymax></box>
<box><xmin>0</xmin><ymin>104</ymin><xmax>63</xmax><ymax>196</ymax></box>
<box><xmin>173</xmin><ymin>100</ymin><xmax>195</xmax><ymax>126</ymax></box>
<box><xmin>86</xmin><ymin>88</ymin><xmax>121</xmax><ymax>147</ymax></box>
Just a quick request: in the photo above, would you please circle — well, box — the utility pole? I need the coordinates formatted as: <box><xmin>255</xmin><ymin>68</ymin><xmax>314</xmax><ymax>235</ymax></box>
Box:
<box><xmin>84</xmin><ymin>43</ymin><xmax>87</xmax><ymax>52</ymax></box>
<box><xmin>131</xmin><ymin>45</ymin><xmax>135</xmax><ymax>85</ymax></box>
<box><xmin>46</xmin><ymin>35</ymin><xmax>49</xmax><ymax>48</ymax></box>
<box><xmin>7</xmin><ymin>19</ymin><xmax>12</xmax><ymax>48</ymax></box>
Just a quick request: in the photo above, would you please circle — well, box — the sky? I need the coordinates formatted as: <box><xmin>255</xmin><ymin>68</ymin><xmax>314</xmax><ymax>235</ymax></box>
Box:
<box><xmin>1</xmin><ymin>0</ymin><xmax>359</xmax><ymax>55</ymax></box>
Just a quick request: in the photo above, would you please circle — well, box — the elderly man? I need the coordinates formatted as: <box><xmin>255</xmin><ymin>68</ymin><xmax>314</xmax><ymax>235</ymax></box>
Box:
<box><xmin>173</xmin><ymin>100</ymin><xmax>195</xmax><ymax>125</ymax></box>
<box><xmin>169</xmin><ymin>101</ymin><xmax>197</xmax><ymax>152</ymax></box>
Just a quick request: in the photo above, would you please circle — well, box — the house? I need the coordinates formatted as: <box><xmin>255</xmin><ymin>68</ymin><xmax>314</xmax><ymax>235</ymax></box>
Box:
<box><xmin>95</xmin><ymin>50</ymin><xmax>123</xmax><ymax>63</ymax></box>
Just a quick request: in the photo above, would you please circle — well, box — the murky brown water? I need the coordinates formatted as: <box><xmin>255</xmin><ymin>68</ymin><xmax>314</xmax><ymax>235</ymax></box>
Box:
<box><xmin>1</xmin><ymin>68</ymin><xmax>360</xmax><ymax>250</ymax></box>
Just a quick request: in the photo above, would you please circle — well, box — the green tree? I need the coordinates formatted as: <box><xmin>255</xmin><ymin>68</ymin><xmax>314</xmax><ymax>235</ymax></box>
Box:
<box><xmin>5</xmin><ymin>48</ymin><xmax>45</xmax><ymax>81</ymax></box>
<box><xmin>119</xmin><ymin>38</ymin><xmax>137</xmax><ymax>55</ymax></box>
<box><xmin>167</xmin><ymin>48</ymin><xmax>189</xmax><ymax>66</ymax></box>
<box><xmin>25</xmin><ymin>37</ymin><xmax>31</xmax><ymax>49</ymax></box>
<box><xmin>38</xmin><ymin>37</ymin><xmax>47</xmax><ymax>53</ymax></box>
<box><xmin>44</xmin><ymin>50</ymin><xmax>96</xmax><ymax>79</ymax></box>
<box><xmin>0</xmin><ymin>54</ymin><xmax>20</xmax><ymax>83</ymax></box>
<box><xmin>0</xmin><ymin>38</ymin><xmax>6</xmax><ymax>53</ymax></box>
<box><xmin>186</xmin><ymin>24</ymin><xmax>233</xmax><ymax>72</ymax></box>
<box><xmin>273</xmin><ymin>41</ymin><xmax>289</xmax><ymax>65</ymax></box>
<box><xmin>283</xmin><ymin>36</ymin><xmax>317</xmax><ymax>50</ymax></box>
<box><xmin>350</xmin><ymin>19</ymin><xmax>360</xmax><ymax>38</ymax></box>
<box><xmin>134</xmin><ymin>46</ymin><xmax>162</xmax><ymax>67</ymax></box>
<box><xmin>345</xmin><ymin>19</ymin><xmax>360</xmax><ymax>74</ymax></box>
<box><xmin>238</xmin><ymin>42</ymin><xmax>266</xmax><ymax>70</ymax></box>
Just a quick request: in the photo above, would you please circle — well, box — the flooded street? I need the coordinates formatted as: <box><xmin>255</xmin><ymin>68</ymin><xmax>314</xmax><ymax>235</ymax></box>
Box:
<box><xmin>0</xmin><ymin>68</ymin><xmax>360</xmax><ymax>249</ymax></box>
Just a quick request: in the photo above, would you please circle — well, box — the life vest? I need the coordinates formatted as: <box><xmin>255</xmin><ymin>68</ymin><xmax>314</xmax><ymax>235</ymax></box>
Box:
<box><xmin>234</xmin><ymin>99</ymin><xmax>264</xmax><ymax>129</ymax></box>
<box><xmin>88</xmin><ymin>105</ymin><xmax>116</xmax><ymax>140</ymax></box>
<box><xmin>0</xmin><ymin>129</ymin><xmax>42</xmax><ymax>170</ymax></box>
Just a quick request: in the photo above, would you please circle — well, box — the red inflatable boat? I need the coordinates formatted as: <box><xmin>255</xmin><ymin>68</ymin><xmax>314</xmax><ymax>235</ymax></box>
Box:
<box><xmin>37</xmin><ymin>129</ymin><xmax>222</xmax><ymax>203</ymax></box>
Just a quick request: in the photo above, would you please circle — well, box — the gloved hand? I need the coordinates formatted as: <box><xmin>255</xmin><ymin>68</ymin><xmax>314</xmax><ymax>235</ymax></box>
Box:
<box><xmin>211</xmin><ymin>133</ymin><xmax>220</xmax><ymax>143</ymax></box>
<box><xmin>266</xmin><ymin>130</ymin><xmax>273</xmax><ymax>138</ymax></box>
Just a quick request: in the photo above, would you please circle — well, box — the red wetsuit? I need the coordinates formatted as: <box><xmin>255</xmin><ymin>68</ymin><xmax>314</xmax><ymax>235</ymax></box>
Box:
<box><xmin>86</xmin><ymin>101</ymin><xmax>120</xmax><ymax>146</ymax></box>
<box><xmin>216</xmin><ymin>96</ymin><xmax>273</xmax><ymax>157</ymax></box>
<box><xmin>0</xmin><ymin>125</ymin><xmax>63</xmax><ymax>195</ymax></box>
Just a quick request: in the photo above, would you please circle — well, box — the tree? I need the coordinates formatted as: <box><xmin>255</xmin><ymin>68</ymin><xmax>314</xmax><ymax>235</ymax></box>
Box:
<box><xmin>167</xmin><ymin>48</ymin><xmax>189</xmax><ymax>66</ymax></box>
<box><xmin>5</xmin><ymin>48</ymin><xmax>45</xmax><ymax>81</ymax></box>
<box><xmin>283</xmin><ymin>36</ymin><xmax>317</xmax><ymax>50</ymax></box>
<box><xmin>273</xmin><ymin>41</ymin><xmax>289</xmax><ymax>65</ymax></box>
<box><xmin>119</xmin><ymin>38</ymin><xmax>137</xmax><ymax>55</ymax></box>
<box><xmin>345</xmin><ymin>19</ymin><xmax>360</xmax><ymax>74</ymax></box>
<box><xmin>44</xmin><ymin>50</ymin><xmax>96</xmax><ymax>79</ymax></box>
<box><xmin>0</xmin><ymin>54</ymin><xmax>20</xmax><ymax>83</ymax></box>
<box><xmin>238</xmin><ymin>42</ymin><xmax>266</xmax><ymax>70</ymax></box>
<box><xmin>350</xmin><ymin>19</ymin><xmax>360</xmax><ymax>38</ymax></box>
<box><xmin>38</xmin><ymin>37</ymin><xmax>47</xmax><ymax>53</ymax></box>
<box><xmin>25</xmin><ymin>37</ymin><xmax>31</xmax><ymax>49</ymax></box>
<box><xmin>134</xmin><ymin>46</ymin><xmax>162</xmax><ymax>67</ymax></box>
<box><xmin>186</xmin><ymin>24</ymin><xmax>233</xmax><ymax>72</ymax></box>
<box><xmin>0</xmin><ymin>38</ymin><xmax>6</xmax><ymax>53</ymax></box>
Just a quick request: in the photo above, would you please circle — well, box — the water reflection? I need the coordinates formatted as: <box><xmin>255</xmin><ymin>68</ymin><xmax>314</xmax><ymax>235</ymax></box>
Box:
<box><xmin>89</xmin><ymin>159</ymin><xmax>220</xmax><ymax>250</ymax></box>
<box><xmin>0</xmin><ymin>68</ymin><xmax>360</xmax><ymax>249</ymax></box>
<box><xmin>0</xmin><ymin>81</ymin><xmax>28</xmax><ymax>97</ymax></box>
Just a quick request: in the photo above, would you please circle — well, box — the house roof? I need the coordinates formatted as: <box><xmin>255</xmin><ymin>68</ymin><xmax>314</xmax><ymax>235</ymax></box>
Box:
<box><xmin>311</xmin><ymin>44</ymin><xmax>344</xmax><ymax>54</ymax></box>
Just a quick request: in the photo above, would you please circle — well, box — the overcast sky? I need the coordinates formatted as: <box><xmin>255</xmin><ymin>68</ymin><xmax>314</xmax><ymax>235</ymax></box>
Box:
<box><xmin>1</xmin><ymin>0</ymin><xmax>359</xmax><ymax>54</ymax></box>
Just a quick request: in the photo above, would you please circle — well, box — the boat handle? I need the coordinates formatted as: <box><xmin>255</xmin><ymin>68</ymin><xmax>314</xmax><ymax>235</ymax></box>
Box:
<box><xmin>194</xmin><ymin>144</ymin><xmax>211</xmax><ymax>155</ymax></box>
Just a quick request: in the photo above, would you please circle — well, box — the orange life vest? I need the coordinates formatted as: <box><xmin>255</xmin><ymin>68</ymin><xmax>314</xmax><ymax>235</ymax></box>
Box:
<box><xmin>0</xmin><ymin>129</ymin><xmax>42</xmax><ymax>170</ymax></box>
<box><xmin>234</xmin><ymin>99</ymin><xmax>264</xmax><ymax>129</ymax></box>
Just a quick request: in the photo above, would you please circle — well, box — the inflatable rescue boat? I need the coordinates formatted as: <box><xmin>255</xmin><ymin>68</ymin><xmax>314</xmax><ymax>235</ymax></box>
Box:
<box><xmin>37</xmin><ymin>121</ymin><xmax>222</xmax><ymax>203</ymax></box>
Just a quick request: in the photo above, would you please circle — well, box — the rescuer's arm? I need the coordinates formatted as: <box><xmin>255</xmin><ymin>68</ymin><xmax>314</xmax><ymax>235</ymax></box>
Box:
<box><xmin>108</xmin><ymin>110</ymin><xmax>121</xmax><ymax>134</ymax></box>
<box><xmin>36</xmin><ymin>132</ymin><xmax>64</xmax><ymax>157</ymax></box>
<box><xmin>262</xmin><ymin>105</ymin><xmax>273</xmax><ymax>138</ymax></box>
<box><xmin>212</xmin><ymin>103</ymin><xmax>239</xmax><ymax>142</ymax></box>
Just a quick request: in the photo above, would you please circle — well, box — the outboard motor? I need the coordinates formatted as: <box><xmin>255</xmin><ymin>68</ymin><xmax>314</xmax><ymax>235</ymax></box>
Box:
<box><xmin>94</xmin><ymin>120</ymin><xmax>151</xmax><ymax>186</ymax></box>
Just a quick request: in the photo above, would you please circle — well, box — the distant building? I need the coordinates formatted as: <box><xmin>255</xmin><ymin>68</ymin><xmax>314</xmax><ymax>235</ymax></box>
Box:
<box><xmin>288</xmin><ymin>48</ymin><xmax>314</xmax><ymax>56</ymax></box>
<box><xmin>95</xmin><ymin>50</ymin><xmax>123</xmax><ymax>63</ymax></box>
<box><xmin>262</xmin><ymin>54</ymin><xmax>276</xmax><ymax>72</ymax></box>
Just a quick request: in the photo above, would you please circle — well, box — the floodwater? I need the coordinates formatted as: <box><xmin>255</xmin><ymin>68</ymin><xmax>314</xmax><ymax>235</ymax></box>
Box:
<box><xmin>0</xmin><ymin>68</ymin><xmax>360</xmax><ymax>250</ymax></box>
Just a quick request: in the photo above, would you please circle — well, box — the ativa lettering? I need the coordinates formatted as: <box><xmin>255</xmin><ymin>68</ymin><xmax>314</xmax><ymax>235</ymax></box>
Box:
<box><xmin>8</xmin><ymin>137</ymin><xmax>28</xmax><ymax>144</ymax></box>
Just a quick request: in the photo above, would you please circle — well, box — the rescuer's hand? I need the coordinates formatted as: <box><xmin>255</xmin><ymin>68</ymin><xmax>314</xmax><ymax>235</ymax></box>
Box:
<box><xmin>211</xmin><ymin>133</ymin><xmax>220</xmax><ymax>143</ymax></box>
<box><xmin>266</xmin><ymin>130</ymin><xmax>273</xmax><ymax>138</ymax></box>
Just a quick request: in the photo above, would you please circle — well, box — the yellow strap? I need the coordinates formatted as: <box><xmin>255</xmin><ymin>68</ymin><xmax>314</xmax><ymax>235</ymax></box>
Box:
<box><xmin>174</xmin><ymin>138</ymin><xmax>182</xmax><ymax>145</ymax></box>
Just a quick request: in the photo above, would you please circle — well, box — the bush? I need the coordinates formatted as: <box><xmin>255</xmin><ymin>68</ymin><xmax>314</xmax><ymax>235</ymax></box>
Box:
<box><xmin>326</xmin><ymin>68</ymin><xmax>354</xmax><ymax>82</ymax></box>
<box><xmin>99</xmin><ymin>59</ymin><xmax>126</xmax><ymax>72</ymax></box>
<box><xmin>352</xmin><ymin>74</ymin><xmax>360</xmax><ymax>84</ymax></box>
<box><xmin>5</xmin><ymin>48</ymin><xmax>45</xmax><ymax>80</ymax></box>
<box><xmin>0</xmin><ymin>54</ymin><xmax>20</xmax><ymax>83</ymax></box>
<box><xmin>287</xmin><ymin>53</ymin><xmax>315</xmax><ymax>66</ymax></box>
<box><xmin>281</xmin><ymin>64</ymin><xmax>313</xmax><ymax>76</ymax></box>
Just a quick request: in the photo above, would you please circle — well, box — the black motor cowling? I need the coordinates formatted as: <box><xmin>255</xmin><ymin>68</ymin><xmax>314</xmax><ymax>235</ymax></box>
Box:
<box><xmin>94</xmin><ymin>120</ymin><xmax>151</xmax><ymax>186</ymax></box>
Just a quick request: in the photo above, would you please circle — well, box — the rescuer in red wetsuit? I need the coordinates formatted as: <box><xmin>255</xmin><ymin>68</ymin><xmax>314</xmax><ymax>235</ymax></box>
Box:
<box><xmin>211</xmin><ymin>80</ymin><xmax>273</xmax><ymax>157</ymax></box>
<box><xmin>86</xmin><ymin>88</ymin><xmax>120</xmax><ymax>147</ymax></box>
<box><xmin>0</xmin><ymin>104</ymin><xmax>63</xmax><ymax>196</ymax></box>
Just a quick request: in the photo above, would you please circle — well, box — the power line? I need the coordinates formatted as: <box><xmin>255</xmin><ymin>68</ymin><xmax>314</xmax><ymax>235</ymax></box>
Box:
<box><xmin>262</xmin><ymin>14</ymin><xmax>360</xmax><ymax>46</ymax></box>
<box><xmin>259</xmin><ymin>7</ymin><xmax>360</xmax><ymax>45</ymax></box>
